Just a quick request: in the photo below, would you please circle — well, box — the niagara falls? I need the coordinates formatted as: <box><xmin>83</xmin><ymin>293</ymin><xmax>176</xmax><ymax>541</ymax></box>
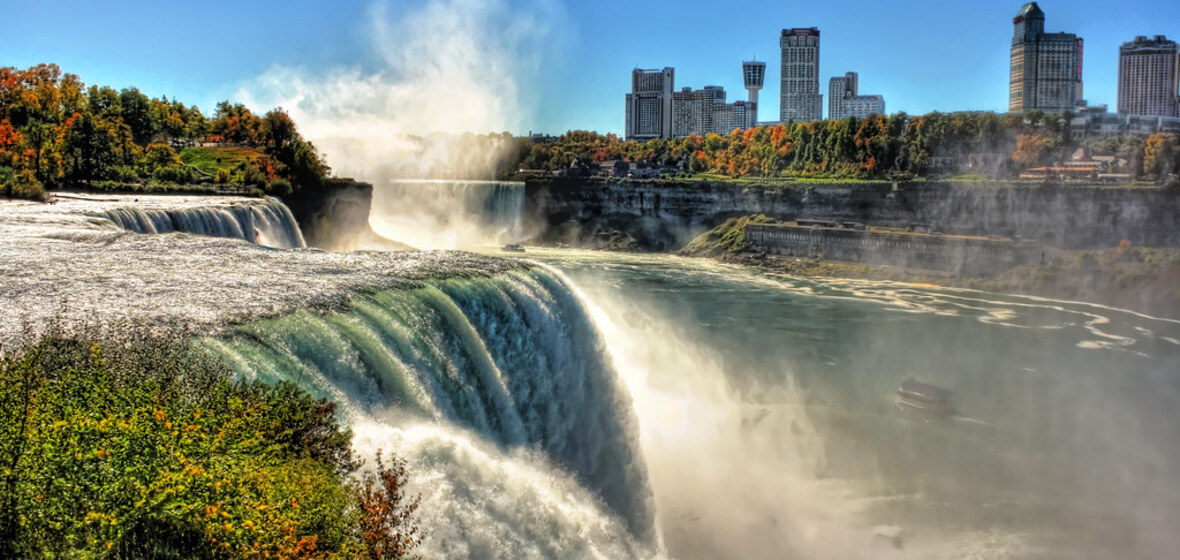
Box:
<box><xmin>4</xmin><ymin>1</ymin><xmax>1180</xmax><ymax>559</ymax></box>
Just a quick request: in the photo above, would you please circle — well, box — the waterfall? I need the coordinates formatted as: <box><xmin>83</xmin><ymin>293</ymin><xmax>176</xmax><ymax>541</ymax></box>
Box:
<box><xmin>100</xmin><ymin>199</ymin><xmax>306</xmax><ymax>249</ymax></box>
<box><xmin>369</xmin><ymin>180</ymin><xmax>525</xmax><ymax>249</ymax></box>
<box><xmin>197</xmin><ymin>268</ymin><xmax>658</xmax><ymax>557</ymax></box>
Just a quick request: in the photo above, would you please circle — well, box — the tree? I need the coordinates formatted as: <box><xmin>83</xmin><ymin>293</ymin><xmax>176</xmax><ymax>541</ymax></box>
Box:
<box><xmin>60</xmin><ymin>111</ymin><xmax>118</xmax><ymax>181</ymax></box>
<box><xmin>1143</xmin><ymin>133</ymin><xmax>1177</xmax><ymax>180</ymax></box>
<box><xmin>139</xmin><ymin>142</ymin><xmax>181</xmax><ymax>174</ymax></box>
<box><xmin>355</xmin><ymin>452</ymin><xmax>421</xmax><ymax>560</ymax></box>
<box><xmin>262</xmin><ymin>109</ymin><xmax>298</xmax><ymax>150</ymax></box>
<box><xmin>1013</xmin><ymin>133</ymin><xmax>1050</xmax><ymax>168</ymax></box>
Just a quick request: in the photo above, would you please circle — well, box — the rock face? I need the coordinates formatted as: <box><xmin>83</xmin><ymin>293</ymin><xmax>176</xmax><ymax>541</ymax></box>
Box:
<box><xmin>525</xmin><ymin>178</ymin><xmax>1180</xmax><ymax>251</ymax></box>
<box><xmin>286</xmin><ymin>179</ymin><xmax>405</xmax><ymax>250</ymax></box>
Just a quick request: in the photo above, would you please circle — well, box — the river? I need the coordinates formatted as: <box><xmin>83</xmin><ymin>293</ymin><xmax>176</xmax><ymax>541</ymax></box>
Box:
<box><xmin>515</xmin><ymin>249</ymin><xmax>1180</xmax><ymax>559</ymax></box>
<box><xmin>3</xmin><ymin>192</ymin><xmax>1179</xmax><ymax>559</ymax></box>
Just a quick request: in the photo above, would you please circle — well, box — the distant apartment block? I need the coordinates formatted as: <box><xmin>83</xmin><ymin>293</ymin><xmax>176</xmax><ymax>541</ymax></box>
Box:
<box><xmin>625</xmin><ymin>67</ymin><xmax>675</xmax><ymax>140</ymax></box>
<box><xmin>671</xmin><ymin>85</ymin><xmax>755</xmax><ymax>137</ymax></box>
<box><xmin>1009</xmin><ymin>2</ymin><xmax>1083</xmax><ymax>114</ymax></box>
<box><xmin>828</xmin><ymin>72</ymin><xmax>885</xmax><ymax>120</ymax></box>
<box><xmin>711</xmin><ymin>100</ymin><xmax>755</xmax><ymax>135</ymax></box>
<box><xmin>1118</xmin><ymin>35</ymin><xmax>1180</xmax><ymax>117</ymax></box>
<box><xmin>672</xmin><ymin>86</ymin><xmax>726</xmax><ymax>137</ymax></box>
<box><xmin>780</xmin><ymin>28</ymin><xmax>823</xmax><ymax>122</ymax></box>
<box><xmin>1071</xmin><ymin>110</ymin><xmax>1180</xmax><ymax>138</ymax></box>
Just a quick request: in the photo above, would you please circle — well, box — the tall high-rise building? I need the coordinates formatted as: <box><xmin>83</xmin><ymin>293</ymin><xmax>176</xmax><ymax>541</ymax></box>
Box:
<box><xmin>625</xmin><ymin>67</ymin><xmax>675</xmax><ymax>140</ymax></box>
<box><xmin>780</xmin><ymin>28</ymin><xmax>823</xmax><ymax>122</ymax></box>
<box><xmin>742</xmin><ymin>60</ymin><xmax>766</xmax><ymax>123</ymax></box>
<box><xmin>1009</xmin><ymin>2</ymin><xmax>1083</xmax><ymax>114</ymax></box>
<box><xmin>828</xmin><ymin>72</ymin><xmax>885</xmax><ymax>120</ymax></box>
<box><xmin>1118</xmin><ymin>35</ymin><xmax>1180</xmax><ymax>117</ymax></box>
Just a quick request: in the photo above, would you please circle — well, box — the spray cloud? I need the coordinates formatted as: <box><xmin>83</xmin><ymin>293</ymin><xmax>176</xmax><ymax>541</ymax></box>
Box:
<box><xmin>237</xmin><ymin>0</ymin><xmax>562</xmax><ymax>180</ymax></box>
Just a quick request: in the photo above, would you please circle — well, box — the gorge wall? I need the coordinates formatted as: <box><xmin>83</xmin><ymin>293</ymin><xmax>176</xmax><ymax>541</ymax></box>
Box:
<box><xmin>286</xmin><ymin>178</ymin><xmax>409</xmax><ymax>250</ymax></box>
<box><xmin>525</xmin><ymin>178</ymin><xmax>1180</xmax><ymax>251</ymax></box>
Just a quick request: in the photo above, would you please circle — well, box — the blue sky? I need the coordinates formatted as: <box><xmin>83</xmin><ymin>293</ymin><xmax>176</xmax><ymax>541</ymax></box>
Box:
<box><xmin>2</xmin><ymin>0</ymin><xmax>1178</xmax><ymax>136</ymax></box>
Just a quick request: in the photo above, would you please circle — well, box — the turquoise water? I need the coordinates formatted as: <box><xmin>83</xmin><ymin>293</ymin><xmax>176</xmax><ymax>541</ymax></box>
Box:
<box><xmin>518</xmin><ymin>249</ymin><xmax>1180</xmax><ymax>559</ymax></box>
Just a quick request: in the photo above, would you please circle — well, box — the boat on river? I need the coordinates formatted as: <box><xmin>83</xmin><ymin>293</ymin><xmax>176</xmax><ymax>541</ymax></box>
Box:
<box><xmin>895</xmin><ymin>378</ymin><xmax>955</xmax><ymax>418</ymax></box>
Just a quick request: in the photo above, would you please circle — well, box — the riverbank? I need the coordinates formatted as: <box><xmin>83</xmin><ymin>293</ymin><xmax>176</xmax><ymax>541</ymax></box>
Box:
<box><xmin>525</xmin><ymin>177</ymin><xmax>1180</xmax><ymax>251</ymax></box>
<box><xmin>680</xmin><ymin>217</ymin><xmax>1180</xmax><ymax>319</ymax></box>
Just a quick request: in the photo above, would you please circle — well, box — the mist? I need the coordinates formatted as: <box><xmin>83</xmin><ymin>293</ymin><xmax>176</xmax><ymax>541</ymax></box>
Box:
<box><xmin>237</xmin><ymin>0</ymin><xmax>562</xmax><ymax>181</ymax></box>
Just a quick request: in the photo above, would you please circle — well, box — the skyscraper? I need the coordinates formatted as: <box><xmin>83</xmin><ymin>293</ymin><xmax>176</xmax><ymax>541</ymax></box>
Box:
<box><xmin>742</xmin><ymin>60</ymin><xmax>766</xmax><ymax>123</ymax></box>
<box><xmin>828</xmin><ymin>72</ymin><xmax>885</xmax><ymax>120</ymax></box>
<box><xmin>625</xmin><ymin>67</ymin><xmax>675</xmax><ymax>140</ymax></box>
<box><xmin>780</xmin><ymin>28</ymin><xmax>823</xmax><ymax>122</ymax></box>
<box><xmin>1118</xmin><ymin>35</ymin><xmax>1180</xmax><ymax>117</ymax></box>
<box><xmin>1009</xmin><ymin>2</ymin><xmax>1083</xmax><ymax>114</ymax></box>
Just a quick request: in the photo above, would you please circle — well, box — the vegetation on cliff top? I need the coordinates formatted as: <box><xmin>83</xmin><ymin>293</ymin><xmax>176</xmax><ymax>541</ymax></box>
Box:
<box><xmin>512</xmin><ymin>114</ymin><xmax>1177</xmax><ymax>183</ymax></box>
<box><xmin>0</xmin><ymin>330</ymin><xmax>419</xmax><ymax>559</ymax></box>
<box><xmin>0</xmin><ymin>63</ymin><xmax>329</xmax><ymax>201</ymax></box>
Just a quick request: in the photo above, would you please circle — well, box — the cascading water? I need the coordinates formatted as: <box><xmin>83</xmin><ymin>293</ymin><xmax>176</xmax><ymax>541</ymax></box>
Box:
<box><xmin>198</xmin><ymin>268</ymin><xmax>659</xmax><ymax>557</ymax></box>
<box><xmin>7</xmin><ymin>195</ymin><xmax>1180</xmax><ymax>559</ymax></box>
<box><xmin>368</xmin><ymin>180</ymin><xmax>525</xmax><ymax>249</ymax></box>
<box><xmin>99</xmin><ymin>198</ymin><xmax>306</xmax><ymax>249</ymax></box>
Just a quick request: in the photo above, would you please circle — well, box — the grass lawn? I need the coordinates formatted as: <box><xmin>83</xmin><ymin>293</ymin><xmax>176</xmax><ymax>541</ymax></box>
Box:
<box><xmin>180</xmin><ymin>146</ymin><xmax>270</xmax><ymax>176</ymax></box>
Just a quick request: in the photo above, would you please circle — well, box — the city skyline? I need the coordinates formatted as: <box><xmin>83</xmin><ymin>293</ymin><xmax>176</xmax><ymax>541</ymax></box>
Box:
<box><xmin>2</xmin><ymin>0</ymin><xmax>1178</xmax><ymax>137</ymax></box>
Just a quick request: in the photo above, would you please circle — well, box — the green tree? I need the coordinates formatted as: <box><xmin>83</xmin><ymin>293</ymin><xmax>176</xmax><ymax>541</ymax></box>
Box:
<box><xmin>1143</xmin><ymin>133</ymin><xmax>1177</xmax><ymax>180</ymax></box>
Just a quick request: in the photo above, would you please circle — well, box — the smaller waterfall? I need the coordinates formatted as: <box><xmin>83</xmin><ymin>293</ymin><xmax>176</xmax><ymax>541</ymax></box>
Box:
<box><xmin>100</xmin><ymin>199</ymin><xmax>306</xmax><ymax>249</ymax></box>
<box><xmin>369</xmin><ymin>180</ymin><xmax>525</xmax><ymax>250</ymax></box>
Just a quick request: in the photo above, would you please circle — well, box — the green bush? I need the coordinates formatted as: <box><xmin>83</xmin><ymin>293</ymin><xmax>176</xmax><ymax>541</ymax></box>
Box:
<box><xmin>108</xmin><ymin>165</ymin><xmax>140</xmax><ymax>182</ymax></box>
<box><xmin>2</xmin><ymin>169</ymin><xmax>45</xmax><ymax>201</ymax></box>
<box><xmin>0</xmin><ymin>330</ymin><xmax>417</xmax><ymax>559</ymax></box>
<box><xmin>153</xmin><ymin>165</ymin><xmax>197</xmax><ymax>183</ymax></box>
<box><xmin>267</xmin><ymin>177</ymin><xmax>293</xmax><ymax>196</ymax></box>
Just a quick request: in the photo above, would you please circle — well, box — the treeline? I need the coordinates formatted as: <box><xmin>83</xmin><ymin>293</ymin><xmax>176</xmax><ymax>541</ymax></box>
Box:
<box><xmin>512</xmin><ymin>112</ymin><xmax>1179</xmax><ymax>182</ymax></box>
<box><xmin>0</xmin><ymin>331</ymin><xmax>419</xmax><ymax>559</ymax></box>
<box><xmin>0</xmin><ymin>64</ymin><xmax>330</xmax><ymax>199</ymax></box>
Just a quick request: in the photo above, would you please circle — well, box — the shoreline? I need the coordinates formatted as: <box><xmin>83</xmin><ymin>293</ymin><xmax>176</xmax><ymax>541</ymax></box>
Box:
<box><xmin>691</xmin><ymin>249</ymin><xmax>1180</xmax><ymax>321</ymax></box>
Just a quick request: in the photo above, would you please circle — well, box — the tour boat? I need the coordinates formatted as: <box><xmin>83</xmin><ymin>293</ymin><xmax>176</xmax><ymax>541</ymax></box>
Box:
<box><xmin>895</xmin><ymin>378</ymin><xmax>956</xmax><ymax>418</ymax></box>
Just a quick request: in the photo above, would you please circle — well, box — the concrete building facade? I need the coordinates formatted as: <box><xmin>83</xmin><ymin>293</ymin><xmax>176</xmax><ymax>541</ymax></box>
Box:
<box><xmin>672</xmin><ymin>86</ymin><xmax>726</xmax><ymax>138</ymax></box>
<box><xmin>670</xmin><ymin>85</ymin><xmax>755</xmax><ymax>137</ymax></box>
<box><xmin>828</xmin><ymin>72</ymin><xmax>886</xmax><ymax>120</ymax></box>
<box><xmin>1118</xmin><ymin>35</ymin><xmax>1180</xmax><ymax>117</ymax></box>
<box><xmin>625</xmin><ymin>67</ymin><xmax>675</xmax><ymax>140</ymax></box>
<box><xmin>780</xmin><ymin>28</ymin><xmax>823</xmax><ymax>122</ymax></box>
<box><xmin>1008</xmin><ymin>2</ymin><xmax>1083</xmax><ymax>114</ymax></box>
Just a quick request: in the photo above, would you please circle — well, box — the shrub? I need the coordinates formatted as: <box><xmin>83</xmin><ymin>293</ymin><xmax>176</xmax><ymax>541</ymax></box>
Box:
<box><xmin>153</xmin><ymin>165</ymin><xmax>197</xmax><ymax>183</ymax></box>
<box><xmin>0</xmin><ymin>330</ymin><xmax>417</xmax><ymax>559</ymax></box>
<box><xmin>2</xmin><ymin>169</ymin><xmax>45</xmax><ymax>201</ymax></box>
<box><xmin>267</xmin><ymin>177</ymin><xmax>293</xmax><ymax>196</ymax></box>
<box><xmin>107</xmin><ymin>165</ymin><xmax>140</xmax><ymax>182</ymax></box>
